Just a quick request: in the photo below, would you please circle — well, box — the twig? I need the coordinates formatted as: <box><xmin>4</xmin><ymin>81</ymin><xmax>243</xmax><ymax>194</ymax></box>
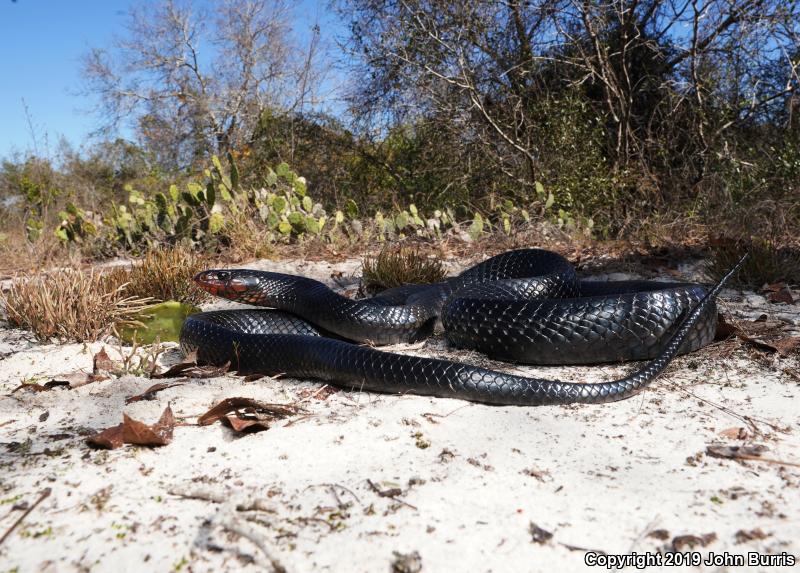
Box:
<box><xmin>218</xmin><ymin>513</ymin><xmax>287</xmax><ymax>573</ymax></box>
<box><xmin>0</xmin><ymin>487</ymin><xmax>51</xmax><ymax>546</ymax></box>
<box><xmin>666</xmin><ymin>382</ymin><xmax>784</xmax><ymax>433</ymax></box>
<box><xmin>168</xmin><ymin>485</ymin><xmax>276</xmax><ymax>513</ymax></box>
<box><xmin>304</xmin><ymin>483</ymin><xmax>361</xmax><ymax>506</ymax></box>
<box><xmin>366</xmin><ymin>479</ymin><xmax>417</xmax><ymax>510</ymax></box>
<box><xmin>713</xmin><ymin>453</ymin><xmax>800</xmax><ymax>468</ymax></box>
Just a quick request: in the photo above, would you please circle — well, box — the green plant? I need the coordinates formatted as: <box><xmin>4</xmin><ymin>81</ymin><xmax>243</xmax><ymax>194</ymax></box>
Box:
<box><xmin>54</xmin><ymin>202</ymin><xmax>98</xmax><ymax>243</ymax></box>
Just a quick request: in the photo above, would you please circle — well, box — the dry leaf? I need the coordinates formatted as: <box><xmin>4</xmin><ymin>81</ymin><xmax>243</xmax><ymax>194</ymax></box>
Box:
<box><xmin>11</xmin><ymin>383</ymin><xmax>53</xmax><ymax>393</ymax></box>
<box><xmin>718</xmin><ymin>427</ymin><xmax>749</xmax><ymax>439</ymax></box>
<box><xmin>773</xmin><ymin>337</ymin><xmax>800</xmax><ymax>356</ymax></box>
<box><xmin>707</xmin><ymin>443</ymin><xmax>769</xmax><ymax>460</ymax></box>
<box><xmin>153</xmin><ymin>358</ymin><xmax>229</xmax><ymax>379</ymax></box>
<box><xmin>86</xmin><ymin>423</ymin><xmax>125</xmax><ymax>449</ymax></box>
<box><xmin>529</xmin><ymin>522</ymin><xmax>554</xmax><ymax>544</ymax></box>
<box><xmin>715</xmin><ymin>315</ymin><xmax>799</xmax><ymax>356</ymax></box>
<box><xmin>767</xmin><ymin>289</ymin><xmax>794</xmax><ymax>304</ymax></box>
<box><xmin>714</xmin><ymin>313</ymin><xmax>740</xmax><ymax>340</ymax></box>
<box><xmin>51</xmin><ymin>371</ymin><xmax>109</xmax><ymax>389</ymax></box>
<box><xmin>93</xmin><ymin>348</ymin><xmax>116</xmax><ymax>374</ymax></box>
<box><xmin>762</xmin><ymin>283</ymin><xmax>795</xmax><ymax>304</ymax></box>
<box><xmin>197</xmin><ymin>397</ymin><xmax>303</xmax><ymax>432</ymax></box>
<box><xmin>13</xmin><ymin>371</ymin><xmax>108</xmax><ymax>393</ymax></box>
<box><xmin>647</xmin><ymin>529</ymin><xmax>670</xmax><ymax>540</ymax></box>
<box><xmin>222</xmin><ymin>414</ymin><xmax>271</xmax><ymax>433</ymax></box>
<box><xmin>706</xmin><ymin>443</ymin><xmax>800</xmax><ymax>467</ymax></box>
<box><xmin>672</xmin><ymin>533</ymin><xmax>717</xmax><ymax>551</ymax></box>
<box><xmin>735</xmin><ymin>528</ymin><xmax>769</xmax><ymax>543</ymax></box>
<box><xmin>296</xmin><ymin>385</ymin><xmax>339</xmax><ymax>401</ymax></box>
<box><xmin>86</xmin><ymin>405</ymin><xmax>175</xmax><ymax>449</ymax></box>
<box><xmin>122</xmin><ymin>406</ymin><xmax>175</xmax><ymax>446</ymax></box>
<box><xmin>125</xmin><ymin>382</ymin><xmax>185</xmax><ymax>404</ymax></box>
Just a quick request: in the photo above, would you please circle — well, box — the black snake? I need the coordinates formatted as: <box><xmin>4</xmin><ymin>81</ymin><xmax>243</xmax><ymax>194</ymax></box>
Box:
<box><xmin>179</xmin><ymin>249</ymin><xmax>743</xmax><ymax>406</ymax></box>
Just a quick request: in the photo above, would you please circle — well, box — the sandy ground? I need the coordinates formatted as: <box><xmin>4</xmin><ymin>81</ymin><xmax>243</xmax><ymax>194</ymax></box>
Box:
<box><xmin>1</xmin><ymin>256</ymin><xmax>799</xmax><ymax>573</ymax></box>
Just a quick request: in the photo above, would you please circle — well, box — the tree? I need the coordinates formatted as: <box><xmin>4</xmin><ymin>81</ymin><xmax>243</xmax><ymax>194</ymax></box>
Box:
<box><xmin>336</xmin><ymin>0</ymin><xmax>800</xmax><ymax>210</ymax></box>
<box><xmin>83</xmin><ymin>0</ymin><xmax>325</xmax><ymax>170</ymax></box>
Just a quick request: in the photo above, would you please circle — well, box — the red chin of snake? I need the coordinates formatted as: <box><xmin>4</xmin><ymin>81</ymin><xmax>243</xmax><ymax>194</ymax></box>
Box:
<box><xmin>194</xmin><ymin>275</ymin><xmax>250</xmax><ymax>299</ymax></box>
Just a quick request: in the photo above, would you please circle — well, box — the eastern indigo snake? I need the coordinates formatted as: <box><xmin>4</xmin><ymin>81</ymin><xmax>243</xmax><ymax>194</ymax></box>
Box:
<box><xmin>180</xmin><ymin>249</ymin><xmax>743</xmax><ymax>406</ymax></box>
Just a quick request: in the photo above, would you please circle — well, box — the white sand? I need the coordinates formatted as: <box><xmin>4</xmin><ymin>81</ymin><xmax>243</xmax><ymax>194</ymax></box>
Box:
<box><xmin>1</xmin><ymin>257</ymin><xmax>798</xmax><ymax>572</ymax></box>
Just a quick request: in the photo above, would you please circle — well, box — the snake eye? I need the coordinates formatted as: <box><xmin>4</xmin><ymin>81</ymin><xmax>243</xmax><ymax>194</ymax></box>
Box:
<box><xmin>216</xmin><ymin>271</ymin><xmax>230</xmax><ymax>281</ymax></box>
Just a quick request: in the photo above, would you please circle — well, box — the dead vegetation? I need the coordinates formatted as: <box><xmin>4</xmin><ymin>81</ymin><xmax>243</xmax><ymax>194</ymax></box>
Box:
<box><xmin>0</xmin><ymin>226</ymin><xmax>76</xmax><ymax>280</ymax></box>
<box><xmin>707</xmin><ymin>238</ymin><xmax>800</xmax><ymax>288</ymax></box>
<box><xmin>1</xmin><ymin>269</ymin><xmax>149</xmax><ymax>342</ymax></box>
<box><xmin>0</xmin><ymin>246</ymin><xmax>210</xmax><ymax>342</ymax></box>
<box><xmin>361</xmin><ymin>246</ymin><xmax>446</xmax><ymax>295</ymax></box>
<box><xmin>103</xmin><ymin>246</ymin><xmax>209</xmax><ymax>305</ymax></box>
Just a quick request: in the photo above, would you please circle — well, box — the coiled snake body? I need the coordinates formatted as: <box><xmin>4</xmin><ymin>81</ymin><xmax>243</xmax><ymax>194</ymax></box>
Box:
<box><xmin>180</xmin><ymin>249</ymin><xmax>741</xmax><ymax>406</ymax></box>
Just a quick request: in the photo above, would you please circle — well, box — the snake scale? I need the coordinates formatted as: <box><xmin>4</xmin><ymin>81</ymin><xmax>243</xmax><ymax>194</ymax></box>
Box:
<box><xmin>179</xmin><ymin>249</ymin><xmax>743</xmax><ymax>406</ymax></box>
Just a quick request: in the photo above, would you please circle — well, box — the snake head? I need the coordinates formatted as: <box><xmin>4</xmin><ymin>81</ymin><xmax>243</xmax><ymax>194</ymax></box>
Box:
<box><xmin>194</xmin><ymin>269</ymin><xmax>265</xmax><ymax>304</ymax></box>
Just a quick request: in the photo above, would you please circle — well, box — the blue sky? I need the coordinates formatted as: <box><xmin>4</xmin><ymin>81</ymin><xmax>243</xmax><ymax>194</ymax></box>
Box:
<box><xmin>0</xmin><ymin>0</ymin><xmax>345</xmax><ymax>161</ymax></box>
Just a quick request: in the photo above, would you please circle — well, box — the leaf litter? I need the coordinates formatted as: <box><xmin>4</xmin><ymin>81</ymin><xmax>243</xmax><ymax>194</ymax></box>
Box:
<box><xmin>197</xmin><ymin>397</ymin><xmax>305</xmax><ymax>434</ymax></box>
<box><xmin>86</xmin><ymin>405</ymin><xmax>176</xmax><ymax>449</ymax></box>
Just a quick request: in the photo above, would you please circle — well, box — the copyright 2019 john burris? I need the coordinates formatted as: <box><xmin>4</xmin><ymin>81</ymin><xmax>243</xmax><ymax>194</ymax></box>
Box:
<box><xmin>584</xmin><ymin>550</ymin><xmax>797</xmax><ymax>569</ymax></box>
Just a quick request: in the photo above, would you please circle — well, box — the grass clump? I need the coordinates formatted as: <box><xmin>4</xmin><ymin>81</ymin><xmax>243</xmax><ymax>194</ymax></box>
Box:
<box><xmin>103</xmin><ymin>246</ymin><xmax>209</xmax><ymax>305</ymax></box>
<box><xmin>707</xmin><ymin>238</ymin><xmax>800</xmax><ymax>288</ymax></box>
<box><xmin>361</xmin><ymin>246</ymin><xmax>446</xmax><ymax>295</ymax></box>
<box><xmin>1</xmin><ymin>269</ymin><xmax>150</xmax><ymax>342</ymax></box>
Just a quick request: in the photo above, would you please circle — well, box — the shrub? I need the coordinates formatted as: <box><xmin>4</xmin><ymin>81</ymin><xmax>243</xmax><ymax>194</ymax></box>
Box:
<box><xmin>1</xmin><ymin>269</ymin><xmax>149</xmax><ymax>342</ymax></box>
<box><xmin>102</xmin><ymin>246</ymin><xmax>209</xmax><ymax>305</ymax></box>
<box><xmin>361</xmin><ymin>246</ymin><xmax>446</xmax><ymax>295</ymax></box>
<box><xmin>707</xmin><ymin>238</ymin><xmax>800</xmax><ymax>288</ymax></box>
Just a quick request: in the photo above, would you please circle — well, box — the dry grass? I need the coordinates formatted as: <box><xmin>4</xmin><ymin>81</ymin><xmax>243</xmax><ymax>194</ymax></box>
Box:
<box><xmin>103</xmin><ymin>246</ymin><xmax>209</xmax><ymax>305</ymax></box>
<box><xmin>1</xmin><ymin>269</ymin><xmax>150</xmax><ymax>342</ymax></box>
<box><xmin>707</xmin><ymin>238</ymin><xmax>800</xmax><ymax>287</ymax></box>
<box><xmin>0</xmin><ymin>226</ymin><xmax>74</xmax><ymax>279</ymax></box>
<box><xmin>219</xmin><ymin>209</ymin><xmax>275</xmax><ymax>263</ymax></box>
<box><xmin>361</xmin><ymin>245</ymin><xmax>446</xmax><ymax>295</ymax></box>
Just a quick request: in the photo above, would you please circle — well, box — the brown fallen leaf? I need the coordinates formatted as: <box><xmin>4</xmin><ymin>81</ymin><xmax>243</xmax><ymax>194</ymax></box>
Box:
<box><xmin>768</xmin><ymin>290</ymin><xmax>794</xmax><ymax>304</ymax></box>
<box><xmin>672</xmin><ymin>532</ymin><xmax>716</xmax><ymax>551</ymax></box>
<box><xmin>296</xmin><ymin>385</ymin><xmax>340</xmax><ymax>401</ymax></box>
<box><xmin>122</xmin><ymin>406</ymin><xmax>174</xmax><ymax>446</ymax></box>
<box><xmin>12</xmin><ymin>371</ymin><xmax>109</xmax><ymax>393</ymax></box>
<box><xmin>772</xmin><ymin>337</ymin><xmax>800</xmax><ymax>356</ymax></box>
<box><xmin>86</xmin><ymin>405</ymin><xmax>175</xmax><ymax>449</ymax></box>
<box><xmin>197</xmin><ymin>398</ymin><xmax>303</xmax><ymax>428</ymax></box>
<box><xmin>11</xmin><ymin>383</ymin><xmax>53</xmax><ymax>393</ymax></box>
<box><xmin>715</xmin><ymin>315</ymin><xmax>799</xmax><ymax>356</ymax></box>
<box><xmin>706</xmin><ymin>443</ymin><xmax>800</xmax><ymax>467</ymax></box>
<box><xmin>762</xmin><ymin>283</ymin><xmax>795</xmax><ymax>304</ymax></box>
<box><xmin>222</xmin><ymin>414</ymin><xmax>271</xmax><ymax>433</ymax></box>
<box><xmin>50</xmin><ymin>371</ymin><xmax>109</xmax><ymax>389</ymax></box>
<box><xmin>714</xmin><ymin>313</ymin><xmax>739</xmax><ymax>340</ymax></box>
<box><xmin>125</xmin><ymin>382</ymin><xmax>186</xmax><ymax>404</ymax></box>
<box><xmin>707</xmin><ymin>443</ymin><xmax>770</xmax><ymax>459</ymax></box>
<box><xmin>718</xmin><ymin>427</ymin><xmax>749</xmax><ymax>440</ymax></box>
<box><xmin>762</xmin><ymin>282</ymin><xmax>786</xmax><ymax>292</ymax></box>
<box><xmin>529</xmin><ymin>522</ymin><xmax>554</xmax><ymax>544</ymax></box>
<box><xmin>739</xmin><ymin>334</ymin><xmax>800</xmax><ymax>356</ymax></box>
<box><xmin>734</xmin><ymin>528</ymin><xmax>769</xmax><ymax>543</ymax></box>
<box><xmin>647</xmin><ymin>529</ymin><xmax>670</xmax><ymax>541</ymax></box>
<box><xmin>153</xmin><ymin>358</ymin><xmax>229</xmax><ymax>379</ymax></box>
<box><xmin>93</xmin><ymin>348</ymin><xmax>116</xmax><ymax>374</ymax></box>
<box><xmin>86</xmin><ymin>423</ymin><xmax>125</xmax><ymax>449</ymax></box>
